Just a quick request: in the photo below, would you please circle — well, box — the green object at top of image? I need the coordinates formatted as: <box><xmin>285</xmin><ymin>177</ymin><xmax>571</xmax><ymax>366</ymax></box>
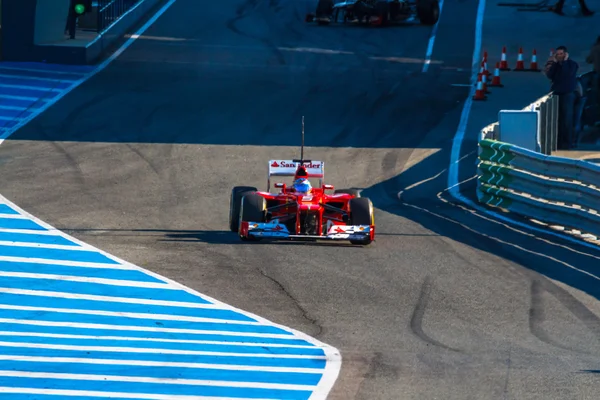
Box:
<box><xmin>74</xmin><ymin>4</ymin><xmax>86</xmax><ymax>14</ymax></box>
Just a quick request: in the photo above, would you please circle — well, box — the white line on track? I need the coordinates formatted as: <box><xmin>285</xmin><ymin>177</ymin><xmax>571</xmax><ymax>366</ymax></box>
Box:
<box><xmin>0</xmin><ymin>355</ymin><xmax>323</xmax><ymax>373</ymax></box>
<box><xmin>0</xmin><ymin>271</ymin><xmax>176</xmax><ymax>289</ymax></box>
<box><xmin>0</xmin><ymin>288</ymin><xmax>223</xmax><ymax>309</ymax></box>
<box><xmin>422</xmin><ymin>0</ymin><xmax>445</xmax><ymax>73</ymax></box>
<box><xmin>0</xmin><ymin>304</ymin><xmax>261</xmax><ymax>325</ymax></box>
<box><xmin>0</xmin><ymin>331</ymin><xmax>317</xmax><ymax>348</ymax></box>
<box><xmin>0</xmin><ymin>341</ymin><xmax>326</xmax><ymax>359</ymax></box>
<box><xmin>0</xmin><ymin>370</ymin><xmax>317</xmax><ymax>391</ymax></box>
<box><xmin>0</xmin><ymin>318</ymin><xmax>298</xmax><ymax>339</ymax></box>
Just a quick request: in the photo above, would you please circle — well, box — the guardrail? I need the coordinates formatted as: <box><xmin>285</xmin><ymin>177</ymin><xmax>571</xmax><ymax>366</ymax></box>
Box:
<box><xmin>476</xmin><ymin>71</ymin><xmax>600</xmax><ymax>239</ymax></box>
<box><xmin>97</xmin><ymin>0</ymin><xmax>142</xmax><ymax>33</ymax></box>
<box><xmin>477</xmin><ymin>138</ymin><xmax>600</xmax><ymax>238</ymax></box>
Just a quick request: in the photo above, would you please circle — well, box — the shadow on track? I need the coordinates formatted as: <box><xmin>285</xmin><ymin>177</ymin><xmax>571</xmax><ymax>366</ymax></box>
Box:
<box><xmin>359</xmin><ymin>148</ymin><xmax>600</xmax><ymax>304</ymax></box>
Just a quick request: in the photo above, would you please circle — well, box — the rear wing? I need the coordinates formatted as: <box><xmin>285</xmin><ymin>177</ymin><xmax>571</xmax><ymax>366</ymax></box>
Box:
<box><xmin>268</xmin><ymin>160</ymin><xmax>325</xmax><ymax>190</ymax></box>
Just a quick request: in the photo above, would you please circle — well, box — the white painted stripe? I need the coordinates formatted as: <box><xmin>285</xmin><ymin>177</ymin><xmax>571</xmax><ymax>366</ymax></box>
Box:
<box><xmin>0</xmin><ymin>105</ymin><xmax>29</xmax><ymax>111</ymax></box>
<box><xmin>0</xmin><ymin>288</ymin><xmax>223</xmax><ymax>310</ymax></box>
<box><xmin>0</xmin><ymin>331</ymin><xmax>317</xmax><ymax>349</ymax></box>
<box><xmin>0</xmin><ymin>94</ymin><xmax>47</xmax><ymax>102</ymax></box>
<box><xmin>0</xmin><ymin>341</ymin><xmax>326</xmax><ymax>359</ymax></box>
<box><xmin>0</xmin><ymin>304</ymin><xmax>260</xmax><ymax>326</ymax></box>
<box><xmin>0</xmin><ymin>256</ymin><xmax>135</xmax><ymax>270</ymax></box>
<box><xmin>0</xmin><ymin>228</ymin><xmax>62</xmax><ymax>235</ymax></box>
<box><xmin>0</xmin><ymin>370</ymin><xmax>316</xmax><ymax>391</ymax></box>
<box><xmin>0</xmin><ymin>241</ymin><xmax>83</xmax><ymax>250</ymax></box>
<box><xmin>0</xmin><ymin>355</ymin><xmax>323</xmax><ymax>373</ymax></box>
<box><xmin>0</xmin><ymin>74</ymin><xmax>77</xmax><ymax>84</ymax></box>
<box><xmin>0</xmin><ymin>83</ymin><xmax>62</xmax><ymax>92</ymax></box>
<box><xmin>0</xmin><ymin>66</ymin><xmax>87</xmax><ymax>76</ymax></box>
<box><xmin>0</xmin><ymin>318</ymin><xmax>299</xmax><ymax>339</ymax></box>
<box><xmin>0</xmin><ymin>213</ymin><xmax>29</xmax><ymax>219</ymax></box>
<box><xmin>421</xmin><ymin>0</ymin><xmax>445</xmax><ymax>73</ymax></box>
<box><xmin>0</xmin><ymin>271</ymin><xmax>175</xmax><ymax>289</ymax></box>
<box><xmin>0</xmin><ymin>387</ymin><xmax>276</xmax><ymax>400</ymax></box>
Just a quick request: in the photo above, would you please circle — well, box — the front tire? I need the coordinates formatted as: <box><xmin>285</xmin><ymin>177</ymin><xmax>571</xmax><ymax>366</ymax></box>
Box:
<box><xmin>416</xmin><ymin>0</ymin><xmax>440</xmax><ymax>25</ymax></box>
<box><xmin>239</xmin><ymin>193</ymin><xmax>267</xmax><ymax>241</ymax></box>
<box><xmin>349</xmin><ymin>197</ymin><xmax>374</xmax><ymax>245</ymax></box>
<box><xmin>229</xmin><ymin>186</ymin><xmax>257</xmax><ymax>232</ymax></box>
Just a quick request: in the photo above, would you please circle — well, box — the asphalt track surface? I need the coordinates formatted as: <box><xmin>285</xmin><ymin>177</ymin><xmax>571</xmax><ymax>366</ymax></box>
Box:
<box><xmin>2</xmin><ymin>0</ymin><xmax>600</xmax><ymax>398</ymax></box>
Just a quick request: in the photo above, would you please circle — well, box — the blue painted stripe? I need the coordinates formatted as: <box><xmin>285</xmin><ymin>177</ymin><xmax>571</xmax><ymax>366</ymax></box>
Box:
<box><xmin>0</xmin><ymin>360</ymin><xmax>323</xmax><ymax>385</ymax></box>
<box><xmin>0</xmin><ymin>98</ymin><xmax>44</xmax><ymax>109</ymax></box>
<box><xmin>0</xmin><ymin>261</ymin><xmax>165</xmax><ymax>283</ymax></box>
<box><xmin>0</xmin><ymin>69</ymin><xmax>84</xmax><ymax>81</ymax></box>
<box><xmin>0</xmin><ymin>232</ymin><xmax>79</xmax><ymax>246</ymax></box>
<box><xmin>0</xmin><ymin>244</ymin><xmax>119</xmax><ymax>264</ymax></box>
<box><xmin>0</xmin><ymin>377</ymin><xmax>314</xmax><ymax>400</ymax></box>
<box><xmin>0</xmin><ymin>309</ymin><xmax>290</xmax><ymax>335</ymax></box>
<box><xmin>0</xmin><ymin>293</ymin><xmax>256</xmax><ymax>322</ymax></box>
<box><xmin>0</xmin><ymin>62</ymin><xmax>94</xmax><ymax>74</ymax></box>
<box><xmin>0</xmin><ymin>218</ymin><xmax>46</xmax><ymax>231</ymax></box>
<box><xmin>0</xmin><ymin>108</ymin><xmax>33</xmax><ymax>119</ymax></box>
<box><xmin>0</xmin><ymin>119</ymin><xmax>18</xmax><ymax>129</ymax></box>
<box><xmin>0</xmin><ymin>335</ymin><xmax>324</xmax><ymax>356</ymax></box>
<box><xmin>0</xmin><ymin>277</ymin><xmax>212</xmax><ymax>304</ymax></box>
<box><xmin>0</xmin><ymin>86</ymin><xmax>58</xmax><ymax>100</ymax></box>
<box><xmin>0</xmin><ymin>347</ymin><xmax>326</xmax><ymax>369</ymax></box>
<box><xmin>0</xmin><ymin>205</ymin><xmax>19</xmax><ymax>215</ymax></box>
<box><xmin>0</xmin><ymin>76</ymin><xmax>72</xmax><ymax>90</ymax></box>
<box><xmin>0</xmin><ymin>323</ymin><xmax>313</xmax><ymax>346</ymax></box>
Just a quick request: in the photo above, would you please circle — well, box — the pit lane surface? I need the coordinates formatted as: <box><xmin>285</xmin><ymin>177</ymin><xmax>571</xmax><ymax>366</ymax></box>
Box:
<box><xmin>2</xmin><ymin>0</ymin><xmax>600</xmax><ymax>399</ymax></box>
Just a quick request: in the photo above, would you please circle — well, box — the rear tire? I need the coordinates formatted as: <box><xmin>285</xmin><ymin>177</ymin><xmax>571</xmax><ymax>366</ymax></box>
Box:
<box><xmin>239</xmin><ymin>194</ymin><xmax>267</xmax><ymax>241</ymax></box>
<box><xmin>229</xmin><ymin>186</ymin><xmax>257</xmax><ymax>232</ymax></box>
<box><xmin>349</xmin><ymin>197</ymin><xmax>374</xmax><ymax>245</ymax></box>
<box><xmin>416</xmin><ymin>0</ymin><xmax>439</xmax><ymax>25</ymax></box>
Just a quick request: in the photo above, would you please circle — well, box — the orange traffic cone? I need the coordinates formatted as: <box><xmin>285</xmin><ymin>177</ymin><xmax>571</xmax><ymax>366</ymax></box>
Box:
<box><xmin>489</xmin><ymin>62</ymin><xmax>504</xmax><ymax>87</ymax></box>
<box><xmin>482</xmin><ymin>51</ymin><xmax>491</xmax><ymax>77</ymax></box>
<box><xmin>499</xmin><ymin>46</ymin><xmax>510</xmax><ymax>71</ymax></box>
<box><xmin>473</xmin><ymin>75</ymin><xmax>487</xmax><ymax>101</ymax></box>
<box><xmin>480</xmin><ymin>72</ymin><xmax>490</xmax><ymax>93</ymax></box>
<box><xmin>527</xmin><ymin>49</ymin><xmax>540</xmax><ymax>71</ymax></box>
<box><xmin>514</xmin><ymin>47</ymin><xmax>525</xmax><ymax>71</ymax></box>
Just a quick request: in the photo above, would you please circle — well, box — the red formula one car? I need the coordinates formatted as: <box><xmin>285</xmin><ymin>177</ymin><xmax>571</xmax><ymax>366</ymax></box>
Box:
<box><xmin>228</xmin><ymin>123</ymin><xmax>375</xmax><ymax>245</ymax></box>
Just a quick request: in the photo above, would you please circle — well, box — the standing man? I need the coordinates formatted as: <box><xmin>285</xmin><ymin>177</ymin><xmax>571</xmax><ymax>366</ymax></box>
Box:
<box><xmin>545</xmin><ymin>46</ymin><xmax>579</xmax><ymax>149</ymax></box>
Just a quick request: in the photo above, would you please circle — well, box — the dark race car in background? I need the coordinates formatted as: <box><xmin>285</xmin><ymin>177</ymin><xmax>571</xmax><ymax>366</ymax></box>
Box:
<box><xmin>305</xmin><ymin>0</ymin><xmax>440</xmax><ymax>26</ymax></box>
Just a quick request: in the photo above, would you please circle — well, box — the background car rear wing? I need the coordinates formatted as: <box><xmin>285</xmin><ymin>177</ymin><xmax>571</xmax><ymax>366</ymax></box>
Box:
<box><xmin>268</xmin><ymin>160</ymin><xmax>325</xmax><ymax>190</ymax></box>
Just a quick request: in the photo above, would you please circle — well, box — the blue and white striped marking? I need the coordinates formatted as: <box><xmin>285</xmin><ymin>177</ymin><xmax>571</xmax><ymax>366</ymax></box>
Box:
<box><xmin>0</xmin><ymin>62</ymin><xmax>94</xmax><ymax>141</ymax></box>
<box><xmin>0</xmin><ymin>195</ymin><xmax>341</xmax><ymax>399</ymax></box>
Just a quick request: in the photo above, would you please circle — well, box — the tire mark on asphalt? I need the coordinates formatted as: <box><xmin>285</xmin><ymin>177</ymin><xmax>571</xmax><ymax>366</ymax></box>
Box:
<box><xmin>529</xmin><ymin>278</ymin><xmax>600</xmax><ymax>355</ymax></box>
<box><xmin>410</xmin><ymin>275</ymin><xmax>461</xmax><ymax>352</ymax></box>
<box><xmin>226</xmin><ymin>0</ymin><xmax>286</xmax><ymax>65</ymax></box>
<box><xmin>257</xmin><ymin>267</ymin><xmax>323</xmax><ymax>337</ymax></box>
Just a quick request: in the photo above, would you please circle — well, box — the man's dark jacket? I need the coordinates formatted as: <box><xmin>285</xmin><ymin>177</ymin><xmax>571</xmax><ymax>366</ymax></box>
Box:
<box><xmin>544</xmin><ymin>59</ymin><xmax>579</xmax><ymax>94</ymax></box>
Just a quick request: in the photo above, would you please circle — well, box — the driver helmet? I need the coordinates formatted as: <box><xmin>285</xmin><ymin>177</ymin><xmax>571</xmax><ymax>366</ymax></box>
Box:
<box><xmin>293</xmin><ymin>178</ymin><xmax>312</xmax><ymax>194</ymax></box>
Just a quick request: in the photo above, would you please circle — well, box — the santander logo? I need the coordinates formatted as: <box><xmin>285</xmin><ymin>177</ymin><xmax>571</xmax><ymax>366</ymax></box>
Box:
<box><xmin>271</xmin><ymin>161</ymin><xmax>321</xmax><ymax>169</ymax></box>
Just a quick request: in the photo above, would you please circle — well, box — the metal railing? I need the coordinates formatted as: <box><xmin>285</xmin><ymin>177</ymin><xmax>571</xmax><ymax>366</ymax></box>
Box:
<box><xmin>477</xmin><ymin>138</ymin><xmax>600</xmax><ymax>238</ymax></box>
<box><xmin>476</xmin><ymin>70</ymin><xmax>599</xmax><ymax>240</ymax></box>
<box><xmin>97</xmin><ymin>0</ymin><xmax>142</xmax><ymax>33</ymax></box>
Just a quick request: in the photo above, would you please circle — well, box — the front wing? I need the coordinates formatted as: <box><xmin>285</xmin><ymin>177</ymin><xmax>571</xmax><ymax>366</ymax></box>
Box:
<box><xmin>239</xmin><ymin>221</ymin><xmax>375</xmax><ymax>241</ymax></box>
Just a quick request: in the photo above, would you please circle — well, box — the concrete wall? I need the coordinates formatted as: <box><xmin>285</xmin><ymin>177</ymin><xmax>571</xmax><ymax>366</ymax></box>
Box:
<box><xmin>34</xmin><ymin>0</ymin><xmax>70</xmax><ymax>44</ymax></box>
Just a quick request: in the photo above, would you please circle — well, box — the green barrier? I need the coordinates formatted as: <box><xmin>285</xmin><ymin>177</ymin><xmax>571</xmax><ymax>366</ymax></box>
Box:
<box><xmin>477</xmin><ymin>182</ymin><xmax>514</xmax><ymax>208</ymax></box>
<box><xmin>478</xmin><ymin>139</ymin><xmax>515</xmax><ymax>164</ymax></box>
